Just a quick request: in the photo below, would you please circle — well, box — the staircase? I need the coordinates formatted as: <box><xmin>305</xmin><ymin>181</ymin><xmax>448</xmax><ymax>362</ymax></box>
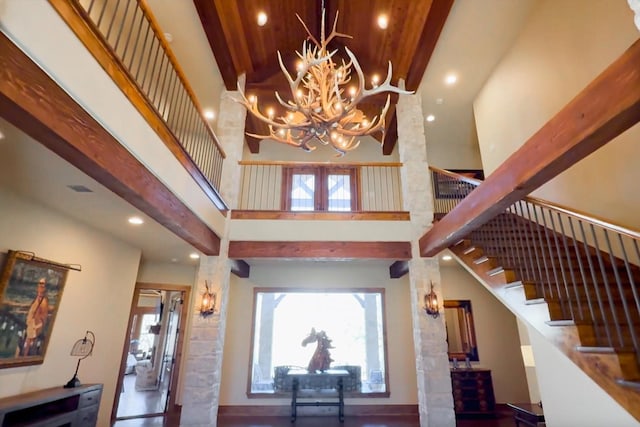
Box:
<box><xmin>431</xmin><ymin>169</ymin><xmax>640</xmax><ymax>421</ymax></box>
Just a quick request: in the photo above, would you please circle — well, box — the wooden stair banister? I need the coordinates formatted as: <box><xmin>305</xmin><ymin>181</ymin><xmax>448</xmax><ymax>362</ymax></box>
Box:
<box><xmin>420</xmin><ymin>38</ymin><xmax>640</xmax><ymax>258</ymax></box>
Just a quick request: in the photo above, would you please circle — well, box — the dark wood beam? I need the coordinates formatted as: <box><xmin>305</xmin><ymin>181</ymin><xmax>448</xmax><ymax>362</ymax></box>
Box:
<box><xmin>229</xmin><ymin>241</ymin><xmax>411</xmax><ymax>260</ymax></box>
<box><xmin>0</xmin><ymin>32</ymin><xmax>221</xmax><ymax>256</ymax></box>
<box><xmin>405</xmin><ymin>0</ymin><xmax>455</xmax><ymax>91</ymax></box>
<box><xmin>193</xmin><ymin>0</ymin><xmax>238</xmax><ymax>90</ymax></box>
<box><xmin>230</xmin><ymin>259</ymin><xmax>251</xmax><ymax>278</ymax></box>
<box><xmin>420</xmin><ymin>38</ymin><xmax>640</xmax><ymax>257</ymax></box>
<box><xmin>382</xmin><ymin>110</ymin><xmax>398</xmax><ymax>156</ymax></box>
<box><xmin>389</xmin><ymin>260</ymin><xmax>409</xmax><ymax>279</ymax></box>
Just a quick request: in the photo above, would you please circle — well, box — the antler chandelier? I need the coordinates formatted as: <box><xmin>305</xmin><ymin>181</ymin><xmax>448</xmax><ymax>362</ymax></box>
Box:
<box><xmin>237</xmin><ymin>9</ymin><xmax>412</xmax><ymax>156</ymax></box>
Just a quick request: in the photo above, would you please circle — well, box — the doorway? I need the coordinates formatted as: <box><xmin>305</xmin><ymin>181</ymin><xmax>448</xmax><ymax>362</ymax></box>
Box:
<box><xmin>111</xmin><ymin>282</ymin><xmax>190</xmax><ymax>424</ymax></box>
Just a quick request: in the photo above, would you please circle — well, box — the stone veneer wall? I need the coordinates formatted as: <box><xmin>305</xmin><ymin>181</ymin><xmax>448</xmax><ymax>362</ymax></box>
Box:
<box><xmin>180</xmin><ymin>87</ymin><xmax>246</xmax><ymax>426</ymax></box>
<box><xmin>396</xmin><ymin>89</ymin><xmax>455</xmax><ymax>427</ymax></box>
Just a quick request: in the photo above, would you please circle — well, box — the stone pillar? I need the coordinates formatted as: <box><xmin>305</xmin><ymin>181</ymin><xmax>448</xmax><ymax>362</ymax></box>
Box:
<box><xmin>180</xmin><ymin>80</ymin><xmax>246</xmax><ymax>426</ymax></box>
<box><xmin>396</xmin><ymin>86</ymin><xmax>455</xmax><ymax>427</ymax></box>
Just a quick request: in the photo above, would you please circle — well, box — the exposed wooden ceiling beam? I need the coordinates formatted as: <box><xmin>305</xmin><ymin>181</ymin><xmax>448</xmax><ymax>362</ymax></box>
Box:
<box><xmin>382</xmin><ymin>108</ymin><xmax>398</xmax><ymax>155</ymax></box>
<box><xmin>193</xmin><ymin>0</ymin><xmax>238</xmax><ymax>90</ymax></box>
<box><xmin>230</xmin><ymin>259</ymin><xmax>251</xmax><ymax>278</ymax></box>
<box><xmin>419</xmin><ymin>38</ymin><xmax>640</xmax><ymax>257</ymax></box>
<box><xmin>0</xmin><ymin>32</ymin><xmax>221</xmax><ymax>256</ymax></box>
<box><xmin>405</xmin><ymin>0</ymin><xmax>455</xmax><ymax>91</ymax></box>
<box><xmin>229</xmin><ymin>241</ymin><xmax>411</xmax><ymax>260</ymax></box>
<box><xmin>389</xmin><ymin>260</ymin><xmax>409</xmax><ymax>278</ymax></box>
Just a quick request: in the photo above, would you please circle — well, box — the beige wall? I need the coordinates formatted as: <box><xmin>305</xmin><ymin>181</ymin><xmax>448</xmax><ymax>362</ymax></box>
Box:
<box><xmin>0</xmin><ymin>189</ymin><xmax>141</xmax><ymax>426</ymax></box>
<box><xmin>219</xmin><ymin>261</ymin><xmax>417</xmax><ymax>406</ymax></box>
<box><xmin>137</xmin><ymin>262</ymin><xmax>196</xmax><ymax>286</ymax></box>
<box><xmin>242</xmin><ymin>134</ymin><xmax>400</xmax><ymax>162</ymax></box>
<box><xmin>474</xmin><ymin>0</ymin><xmax>640</xmax><ymax>230</ymax></box>
<box><xmin>440</xmin><ymin>262</ymin><xmax>530</xmax><ymax>403</ymax></box>
<box><xmin>528</xmin><ymin>324</ymin><xmax>639</xmax><ymax>427</ymax></box>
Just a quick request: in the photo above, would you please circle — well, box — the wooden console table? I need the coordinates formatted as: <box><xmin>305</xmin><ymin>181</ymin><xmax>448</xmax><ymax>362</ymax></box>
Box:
<box><xmin>287</xmin><ymin>369</ymin><xmax>349</xmax><ymax>423</ymax></box>
<box><xmin>507</xmin><ymin>403</ymin><xmax>545</xmax><ymax>427</ymax></box>
<box><xmin>0</xmin><ymin>384</ymin><xmax>102</xmax><ymax>426</ymax></box>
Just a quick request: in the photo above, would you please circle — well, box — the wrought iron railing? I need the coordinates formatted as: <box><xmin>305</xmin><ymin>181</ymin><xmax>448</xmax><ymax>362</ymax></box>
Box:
<box><xmin>431</xmin><ymin>166</ymin><xmax>640</xmax><ymax>359</ymax></box>
<box><xmin>239</xmin><ymin>161</ymin><xmax>404</xmax><ymax>212</ymax></box>
<box><xmin>56</xmin><ymin>0</ymin><xmax>226</xmax><ymax>207</ymax></box>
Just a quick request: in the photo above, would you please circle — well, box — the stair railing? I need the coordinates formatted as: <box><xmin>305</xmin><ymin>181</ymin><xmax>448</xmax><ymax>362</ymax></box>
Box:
<box><xmin>51</xmin><ymin>0</ymin><xmax>227</xmax><ymax>209</ymax></box>
<box><xmin>431</xmin><ymin>166</ymin><xmax>640</xmax><ymax>359</ymax></box>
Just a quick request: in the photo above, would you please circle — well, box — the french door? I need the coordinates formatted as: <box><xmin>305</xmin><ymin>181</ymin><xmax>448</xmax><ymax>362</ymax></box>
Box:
<box><xmin>282</xmin><ymin>166</ymin><xmax>358</xmax><ymax>211</ymax></box>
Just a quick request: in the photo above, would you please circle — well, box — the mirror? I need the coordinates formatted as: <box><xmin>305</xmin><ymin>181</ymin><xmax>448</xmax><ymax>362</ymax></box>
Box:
<box><xmin>444</xmin><ymin>300</ymin><xmax>479</xmax><ymax>362</ymax></box>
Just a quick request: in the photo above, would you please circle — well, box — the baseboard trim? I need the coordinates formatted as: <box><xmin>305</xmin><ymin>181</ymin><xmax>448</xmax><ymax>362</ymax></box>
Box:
<box><xmin>218</xmin><ymin>404</ymin><xmax>419</xmax><ymax>417</ymax></box>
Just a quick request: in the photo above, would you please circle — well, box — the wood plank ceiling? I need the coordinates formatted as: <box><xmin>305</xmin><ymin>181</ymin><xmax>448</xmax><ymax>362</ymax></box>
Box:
<box><xmin>194</xmin><ymin>0</ymin><xmax>453</xmax><ymax>155</ymax></box>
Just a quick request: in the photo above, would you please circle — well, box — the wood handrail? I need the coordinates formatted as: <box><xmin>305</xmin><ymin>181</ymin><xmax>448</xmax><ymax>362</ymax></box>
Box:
<box><xmin>429</xmin><ymin>166</ymin><xmax>483</xmax><ymax>186</ymax></box>
<box><xmin>239</xmin><ymin>160</ymin><xmax>403</xmax><ymax>167</ymax></box>
<box><xmin>524</xmin><ymin>195</ymin><xmax>640</xmax><ymax>240</ymax></box>
<box><xmin>421</xmin><ymin>38</ymin><xmax>640</xmax><ymax>257</ymax></box>
<box><xmin>138</xmin><ymin>0</ymin><xmax>225</xmax><ymax>158</ymax></box>
<box><xmin>432</xmin><ymin>168</ymin><xmax>640</xmax><ymax>240</ymax></box>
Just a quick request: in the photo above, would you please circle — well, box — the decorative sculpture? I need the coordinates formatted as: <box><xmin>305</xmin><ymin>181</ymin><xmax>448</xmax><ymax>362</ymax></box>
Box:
<box><xmin>301</xmin><ymin>327</ymin><xmax>334</xmax><ymax>373</ymax></box>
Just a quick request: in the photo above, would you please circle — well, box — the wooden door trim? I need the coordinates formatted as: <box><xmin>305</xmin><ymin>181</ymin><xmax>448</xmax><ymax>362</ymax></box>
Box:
<box><xmin>111</xmin><ymin>282</ymin><xmax>191</xmax><ymax>423</ymax></box>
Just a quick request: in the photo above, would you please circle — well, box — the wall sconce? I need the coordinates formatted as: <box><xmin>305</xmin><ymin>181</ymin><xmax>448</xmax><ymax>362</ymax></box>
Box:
<box><xmin>200</xmin><ymin>280</ymin><xmax>216</xmax><ymax>318</ymax></box>
<box><xmin>424</xmin><ymin>282</ymin><xmax>440</xmax><ymax>318</ymax></box>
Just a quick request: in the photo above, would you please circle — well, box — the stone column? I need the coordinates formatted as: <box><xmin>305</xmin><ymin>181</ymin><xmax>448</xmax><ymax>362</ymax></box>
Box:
<box><xmin>180</xmin><ymin>80</ymin><xmax>246</xmax><ymax>426</ymax></box>
<box><xmin>396</xmin><ymin>86</ymin><xmax>455</xmax><ymax>427</ymax></box>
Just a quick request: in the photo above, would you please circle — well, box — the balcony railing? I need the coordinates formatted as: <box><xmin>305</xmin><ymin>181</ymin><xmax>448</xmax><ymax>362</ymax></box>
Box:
<box><xmin>52</xmin><ymin>0</ymin><xmax>227</xmax><ymax>209</ymax></box>
<box><xmin>238</xmin><ymin>161</ymin><xmax>404</xmax><ymax>212</ymax></box>
<box><xmin>431</xmin><ymin>166</ymin><xmax>640</xmax><ymax>364</ymax></box>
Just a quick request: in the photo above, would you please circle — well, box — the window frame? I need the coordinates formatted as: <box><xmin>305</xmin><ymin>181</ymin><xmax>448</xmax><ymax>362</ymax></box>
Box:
<box><xmin>282</xmin><ymin>165</ymin><xmax>359</xmax><ymax>211</ymax></box>
<box><xmin>246</xmin><ymin>287</ymin><xmax>390</xmax><ymax>398</ymax></box>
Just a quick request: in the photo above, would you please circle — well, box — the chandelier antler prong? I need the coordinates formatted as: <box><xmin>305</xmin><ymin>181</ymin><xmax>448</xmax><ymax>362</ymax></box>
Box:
<box><xmin>236</xmin><ymin>7</ymin><xmax>413</xmax><ymax>156</ymax></box>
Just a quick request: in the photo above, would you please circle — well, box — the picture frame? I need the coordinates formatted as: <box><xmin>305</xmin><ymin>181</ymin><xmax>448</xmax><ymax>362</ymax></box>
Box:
<box><xmin>0</xmin><ymin>250</ymin><xmax>69</xmax><ymax>368</ymax></box>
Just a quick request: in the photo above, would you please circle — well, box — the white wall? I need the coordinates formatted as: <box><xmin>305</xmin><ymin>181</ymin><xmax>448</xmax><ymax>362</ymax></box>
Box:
<box><xmin>440</xmin><ymin>262</ymin><xmax>530</xmax><ymax>403</ymax></box>
<box><xmin>0</xmin><ymin>189</ymin><xmax>141</xmax><ymax>426</ymax></box>
<box><xmin>528</xmin><ymin>324</ymin><xmax>639</xmax><ymax>427</ymax></box>
<box><xmin>219</xmin><ymin>261</ymin><xmax>417</xmax><ymax>406</ymax></box>
<box><xmin>474</xmin><ymin>0</ymin><xmax>640</xmax><ymax>230</ymax></box>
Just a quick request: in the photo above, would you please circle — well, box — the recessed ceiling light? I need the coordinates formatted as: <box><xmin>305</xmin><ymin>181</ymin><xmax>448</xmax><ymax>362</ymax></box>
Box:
<box><xmin>377</xmin><ymin>14</ymin><xmax>389</xmax><ymax>29</ymax></box>
<box><xmin>257</xmin><ymin>11</ymin><xmax>268</xmax><ymax>26</ymax></box>
<box><xmin>204</xmin><ymin>109</ymin><xmax>215</xmax><ymax>120</ymax></box>
<box><xmin>445</xmin><ymin>73</ymin><xmax>457</xmax><ymax>85</ymax></box>
<box><xmin>426</xmin><ymin>114</ymin><xmax>435</xmax><ymax>122</ymax></box>
<box><xmin>442</xmin><ymin>254</ymin><xmax>453</xmax><ymax>261</ymax></box>
<box><xmin>128</xmin><ymin>216</ymin><xmax>144</xmax><ymax>225</ymax></box>
<box><xmin>189</xmin><ymin>253</ymin><xmax>200</xmax><ymax>259</ymax></box>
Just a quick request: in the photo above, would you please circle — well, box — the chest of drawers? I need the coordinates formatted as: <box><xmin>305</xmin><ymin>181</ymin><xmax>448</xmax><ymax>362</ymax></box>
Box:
<box><xmin>450</xmin><ymin>369</ymin><xmax>495</xmax><ymax>417</ymax></box>
<box><xmin>0</xmin><ymin>384</ymin><xmax>102</xmax><ymax>426</ymax></box>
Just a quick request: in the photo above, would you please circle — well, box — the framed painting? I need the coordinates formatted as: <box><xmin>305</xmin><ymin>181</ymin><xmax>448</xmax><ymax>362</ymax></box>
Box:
<box><xmin>0</xmin><ymin>250</ymin><xmax>69</xmax><ymax>368</ymax></box>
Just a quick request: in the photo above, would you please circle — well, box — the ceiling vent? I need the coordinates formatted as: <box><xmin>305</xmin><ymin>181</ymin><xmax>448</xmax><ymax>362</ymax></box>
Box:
<box><xmin>67</xmin><ymin>184</ymin><xmax>93</xmax><ymax>193</ymax></box>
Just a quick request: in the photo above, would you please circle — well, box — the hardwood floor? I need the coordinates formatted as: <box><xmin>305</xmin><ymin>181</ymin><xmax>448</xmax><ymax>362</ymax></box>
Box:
<box><xmin>113</xmin><ymin>413</ymin><xmax>515</xmax><ymax>426</ymax></box>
